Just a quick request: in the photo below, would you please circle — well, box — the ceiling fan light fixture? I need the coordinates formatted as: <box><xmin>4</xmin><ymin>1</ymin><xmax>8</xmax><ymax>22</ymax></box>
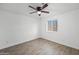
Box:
<box><xmin>37</xmin><ymin>11</ymin><xmax>41</xmax><ymax>14</ymax></box>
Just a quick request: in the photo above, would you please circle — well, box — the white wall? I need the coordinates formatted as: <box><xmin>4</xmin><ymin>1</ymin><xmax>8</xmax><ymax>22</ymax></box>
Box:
<box><xmin>0</xmin><ymin>10</ymin><xmax>39</xmax><ymax>49</ymax></box>
<box><xmin>38</xmin><ymin>18</ymin><xmax>42</xmax><ymax>37</ymax></box>
<box><xmin>41</xmin><ymin>9</ymin><xmax>79</xmax><ymax>49</ymax></box>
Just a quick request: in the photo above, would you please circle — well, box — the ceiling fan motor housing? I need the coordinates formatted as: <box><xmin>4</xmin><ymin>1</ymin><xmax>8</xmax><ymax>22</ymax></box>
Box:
<box><xmin>37</xmin><ymin>7</ymin><xmax>41</xmax><ymax>11</ymax></box>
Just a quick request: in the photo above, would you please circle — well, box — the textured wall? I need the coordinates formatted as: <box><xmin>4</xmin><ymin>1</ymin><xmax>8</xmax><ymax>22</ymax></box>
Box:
<box><xmin>41</xmin><ymin>9</ymin><xmax>79</xmax><ymax>49</ymax></box>
<box><xmin>0</xmin><ymin>10</ymin><xmax>39</xmax><ymax>49</ymax></box>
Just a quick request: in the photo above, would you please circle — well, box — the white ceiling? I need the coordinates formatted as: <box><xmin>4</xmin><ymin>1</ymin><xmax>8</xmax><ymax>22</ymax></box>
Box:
<box><xmin>0</xmin><ymin>3</ymin><xmax>79</xmax><ymax>18</ymax></box>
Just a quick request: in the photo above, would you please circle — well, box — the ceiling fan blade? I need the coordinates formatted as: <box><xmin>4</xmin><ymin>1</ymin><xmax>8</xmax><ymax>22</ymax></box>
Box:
<box><xmin>29</xmin><ymin>5</ymin><xmax>36</xmax><ymax>10</ymax></box>
<box><xmin>41</xmin><ymin>11</ymin><xmax>49</xmax><ymax>13</ymax></box>
<box><xmin>29</xmin><ymin>11</ymin><xmax>37</xmax><ymax>14</ymax></box>
<box><xmin>41</xmin><ymin>3</ymin><xmax>48</xmax><ymax>10</ymax></box>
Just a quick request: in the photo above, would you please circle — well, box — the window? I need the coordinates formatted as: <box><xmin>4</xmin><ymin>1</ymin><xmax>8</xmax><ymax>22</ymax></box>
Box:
<box><xmin>48</xmin><ymin>20</ymin><xmax>58</xmax><ymax>32</ymax></box>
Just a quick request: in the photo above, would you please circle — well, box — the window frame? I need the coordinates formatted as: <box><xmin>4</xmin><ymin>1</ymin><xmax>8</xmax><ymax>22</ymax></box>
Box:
<box><xmin>46</xmin><ymin>19</ymin><xmax>58</xmax><ymax>32</ymax></box>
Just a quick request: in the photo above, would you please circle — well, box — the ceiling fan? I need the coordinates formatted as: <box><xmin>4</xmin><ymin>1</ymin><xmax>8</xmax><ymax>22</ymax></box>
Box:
<box><xmin>29</xmin><ymin>3</ymin><xmax>49</xmax><ymax>16</ymax></box>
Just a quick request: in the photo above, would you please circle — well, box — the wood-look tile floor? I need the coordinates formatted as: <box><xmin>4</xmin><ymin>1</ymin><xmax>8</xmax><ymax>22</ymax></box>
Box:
<box><xmin>0</xmin><ymin>38</ymin><xmax>79</xmax><ymax>55</ymax></box>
